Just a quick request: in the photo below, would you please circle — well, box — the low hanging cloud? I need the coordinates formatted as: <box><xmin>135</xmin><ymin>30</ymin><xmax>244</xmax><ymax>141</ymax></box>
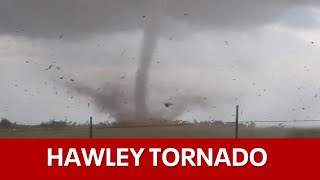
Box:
<box><xmin>0</xmin><ymin>0</ymin><xmax>319</xmax><ymax>40</ymax></box>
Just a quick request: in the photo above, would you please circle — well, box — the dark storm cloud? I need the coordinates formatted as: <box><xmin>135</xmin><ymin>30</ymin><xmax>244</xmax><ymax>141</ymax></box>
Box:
<box><xmin>279</xmin><ymin>6</ymin><xmax>320</xmax><ymax>29</ymax></box>
<box><xmin>0</xmin><ymin>0</ymin><xmax>319</xmax><ymax>39</ymax></box>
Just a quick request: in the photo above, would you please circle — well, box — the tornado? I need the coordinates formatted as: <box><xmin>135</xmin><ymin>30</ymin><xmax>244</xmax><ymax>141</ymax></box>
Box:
<box><xmin>62</xmin><ymin>0</ymin><xmax>206</xmax><ymax>125</ymax></box>
<box><xmin>135</xmin><ymin>0</ymin><xmax>166</xmax><ymax>121</ymax></box>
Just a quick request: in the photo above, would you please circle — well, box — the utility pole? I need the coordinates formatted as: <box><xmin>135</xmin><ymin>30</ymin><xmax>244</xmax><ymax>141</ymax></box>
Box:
<box><xmin>90</xmin><ymin>117</ymin><xmax>93</xmax><ymax>139</ymax></box>
<box><xmin>235</xmin><ymin>105</ymin><xmax>239</xmax><ymax>139</ymax></box>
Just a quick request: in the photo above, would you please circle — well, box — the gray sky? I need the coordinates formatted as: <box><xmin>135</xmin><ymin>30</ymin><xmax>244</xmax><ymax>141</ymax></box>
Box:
<box><xmin>1</xmin><ymin>0</ymin><xmax>320</xmax><ymax>127</ymax></box>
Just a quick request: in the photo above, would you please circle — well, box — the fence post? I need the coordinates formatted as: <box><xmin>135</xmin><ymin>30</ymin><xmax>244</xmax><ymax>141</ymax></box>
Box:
<box><xmin>235</xmin><ymin>105</ymin><xmax>239</xmax><ymax>139</ymax></box>
<box><xmin>90</xmin><ymin>117</ymin><xmax>93</xmax><ymax>139</ymax></box>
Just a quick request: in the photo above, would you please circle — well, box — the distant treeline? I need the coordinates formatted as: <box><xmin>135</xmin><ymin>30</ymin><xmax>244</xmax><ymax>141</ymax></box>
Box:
<box><xmin>0</xmin><ymin>118</ymin><xmax>256</xmax><ymax>129</ymax></box>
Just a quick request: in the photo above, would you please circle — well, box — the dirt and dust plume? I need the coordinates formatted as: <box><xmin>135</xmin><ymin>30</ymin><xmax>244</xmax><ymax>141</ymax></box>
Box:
<box><xmin>66</xmin><ymin>81</ymin><xmax>207</xmax><ymax>126</ymax></box>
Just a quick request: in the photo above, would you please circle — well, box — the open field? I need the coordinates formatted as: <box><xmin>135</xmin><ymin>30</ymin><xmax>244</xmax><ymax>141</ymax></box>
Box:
<box><xmin>1</xmin><ymin>126</ymin><xmax>320</xmax><ymax>138</ymax></box>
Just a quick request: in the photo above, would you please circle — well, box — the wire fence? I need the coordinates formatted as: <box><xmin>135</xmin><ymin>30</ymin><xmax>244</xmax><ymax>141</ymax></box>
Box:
<box><xmin>2</xmin><ymin>119</ymin><xmax>320</xmax><ymax>131</ymax></box>
<box><xmin>2</xmin><ymin>106</ymin><xmax>320</xmax><ymax>138</ymax></box>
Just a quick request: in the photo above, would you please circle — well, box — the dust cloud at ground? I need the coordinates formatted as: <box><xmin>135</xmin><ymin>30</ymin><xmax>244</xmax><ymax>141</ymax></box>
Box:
<box><xmin>66</xmin><ymin>80</ymin><xmax>207</xmax><ymax>125</ymax></box>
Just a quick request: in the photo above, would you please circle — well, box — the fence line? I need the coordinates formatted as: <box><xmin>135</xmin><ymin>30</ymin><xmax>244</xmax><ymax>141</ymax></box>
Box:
<box><xmin>2</xmin><ymin>106</ymin><xmax>320</xmax><ymax>137</ymax></box>
<box><xmin>241</xmin><ymin>120</ymin><xmax>320</xmax><ymax>123</ymax></box>
<box><xmin>3</xmin><ymin>119</ymin><xmax>320</xmax><ymax>132</ymax></box>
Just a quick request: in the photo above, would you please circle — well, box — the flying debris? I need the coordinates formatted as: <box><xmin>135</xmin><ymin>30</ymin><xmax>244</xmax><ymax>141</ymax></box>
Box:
<box><xmin>56</xmin><ymin>66</ymin><xmax>61</xmax><ymax>70</ymax></box>
<box><xmin>311</xmin><ymin>41</ymin><xmax>314</xmax><ymax>44</ymax></box>
<box><xmin>224</xmin><ymin>41</ymin><xmax>229</xmax><ymax>45</ymax></box>
<box><xmin>59</xmin><ymin>34</ymin><xmax>63</xmax><ymax>39</ymax></box>
<box><xmin>25</xmin><ymin>61</ymin><xmax>29</xmax><ymax>63</ymax></box>
<box><xmin>184</xmin><ymin>13</ymin><xmax>189</xmax><ymax>16</ymax></box>
<box><xmin>45</xmin><ymin>65</ymin><xmax>53</xmax><ymax>70</ymax></box>
<box><xmin>88</xmin><ymin>103</ymin><xmax>90</xmax><ymax>108</ymax></box>
<box><xmin>304</xmin><ymin>66</ymin><xmax>310</xmax><ymax>71</ymax></box>
<box><xmin>120</xmin><ymin>75</ymin><xmax>126</xmax><ymax>79</ymax></box>
<box><xmin>164</xmin><ymin>102</ymin><xmax>173</xmax><ymax>108</ymax></box>
<box><xmin>121</xmin><ymin>49</ymin><xmax>127</xmax><ymax>56</ymax></box>
<box><xmin>70</xmin><ymin>79</ymin><xmax>75</xmax><ymax>82</ymax></box>
<box><xmin>96</xmin><ymin>88</ymin><xmax>101</xmax><ymax>91</ymax></box>
<box><xmin>59</xmin><ymin>77</ymin><xmax>64</xmax><ymax>80</ymax></box>
<box><xmin>315</xmin><ymin>94</ymin><xmax>318</xmax><ymax>98</ymax></box>
<box><xmin>142</xmin><ymin>15</ymin><xmax>146</xmax><ymax>18</ymax></box>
